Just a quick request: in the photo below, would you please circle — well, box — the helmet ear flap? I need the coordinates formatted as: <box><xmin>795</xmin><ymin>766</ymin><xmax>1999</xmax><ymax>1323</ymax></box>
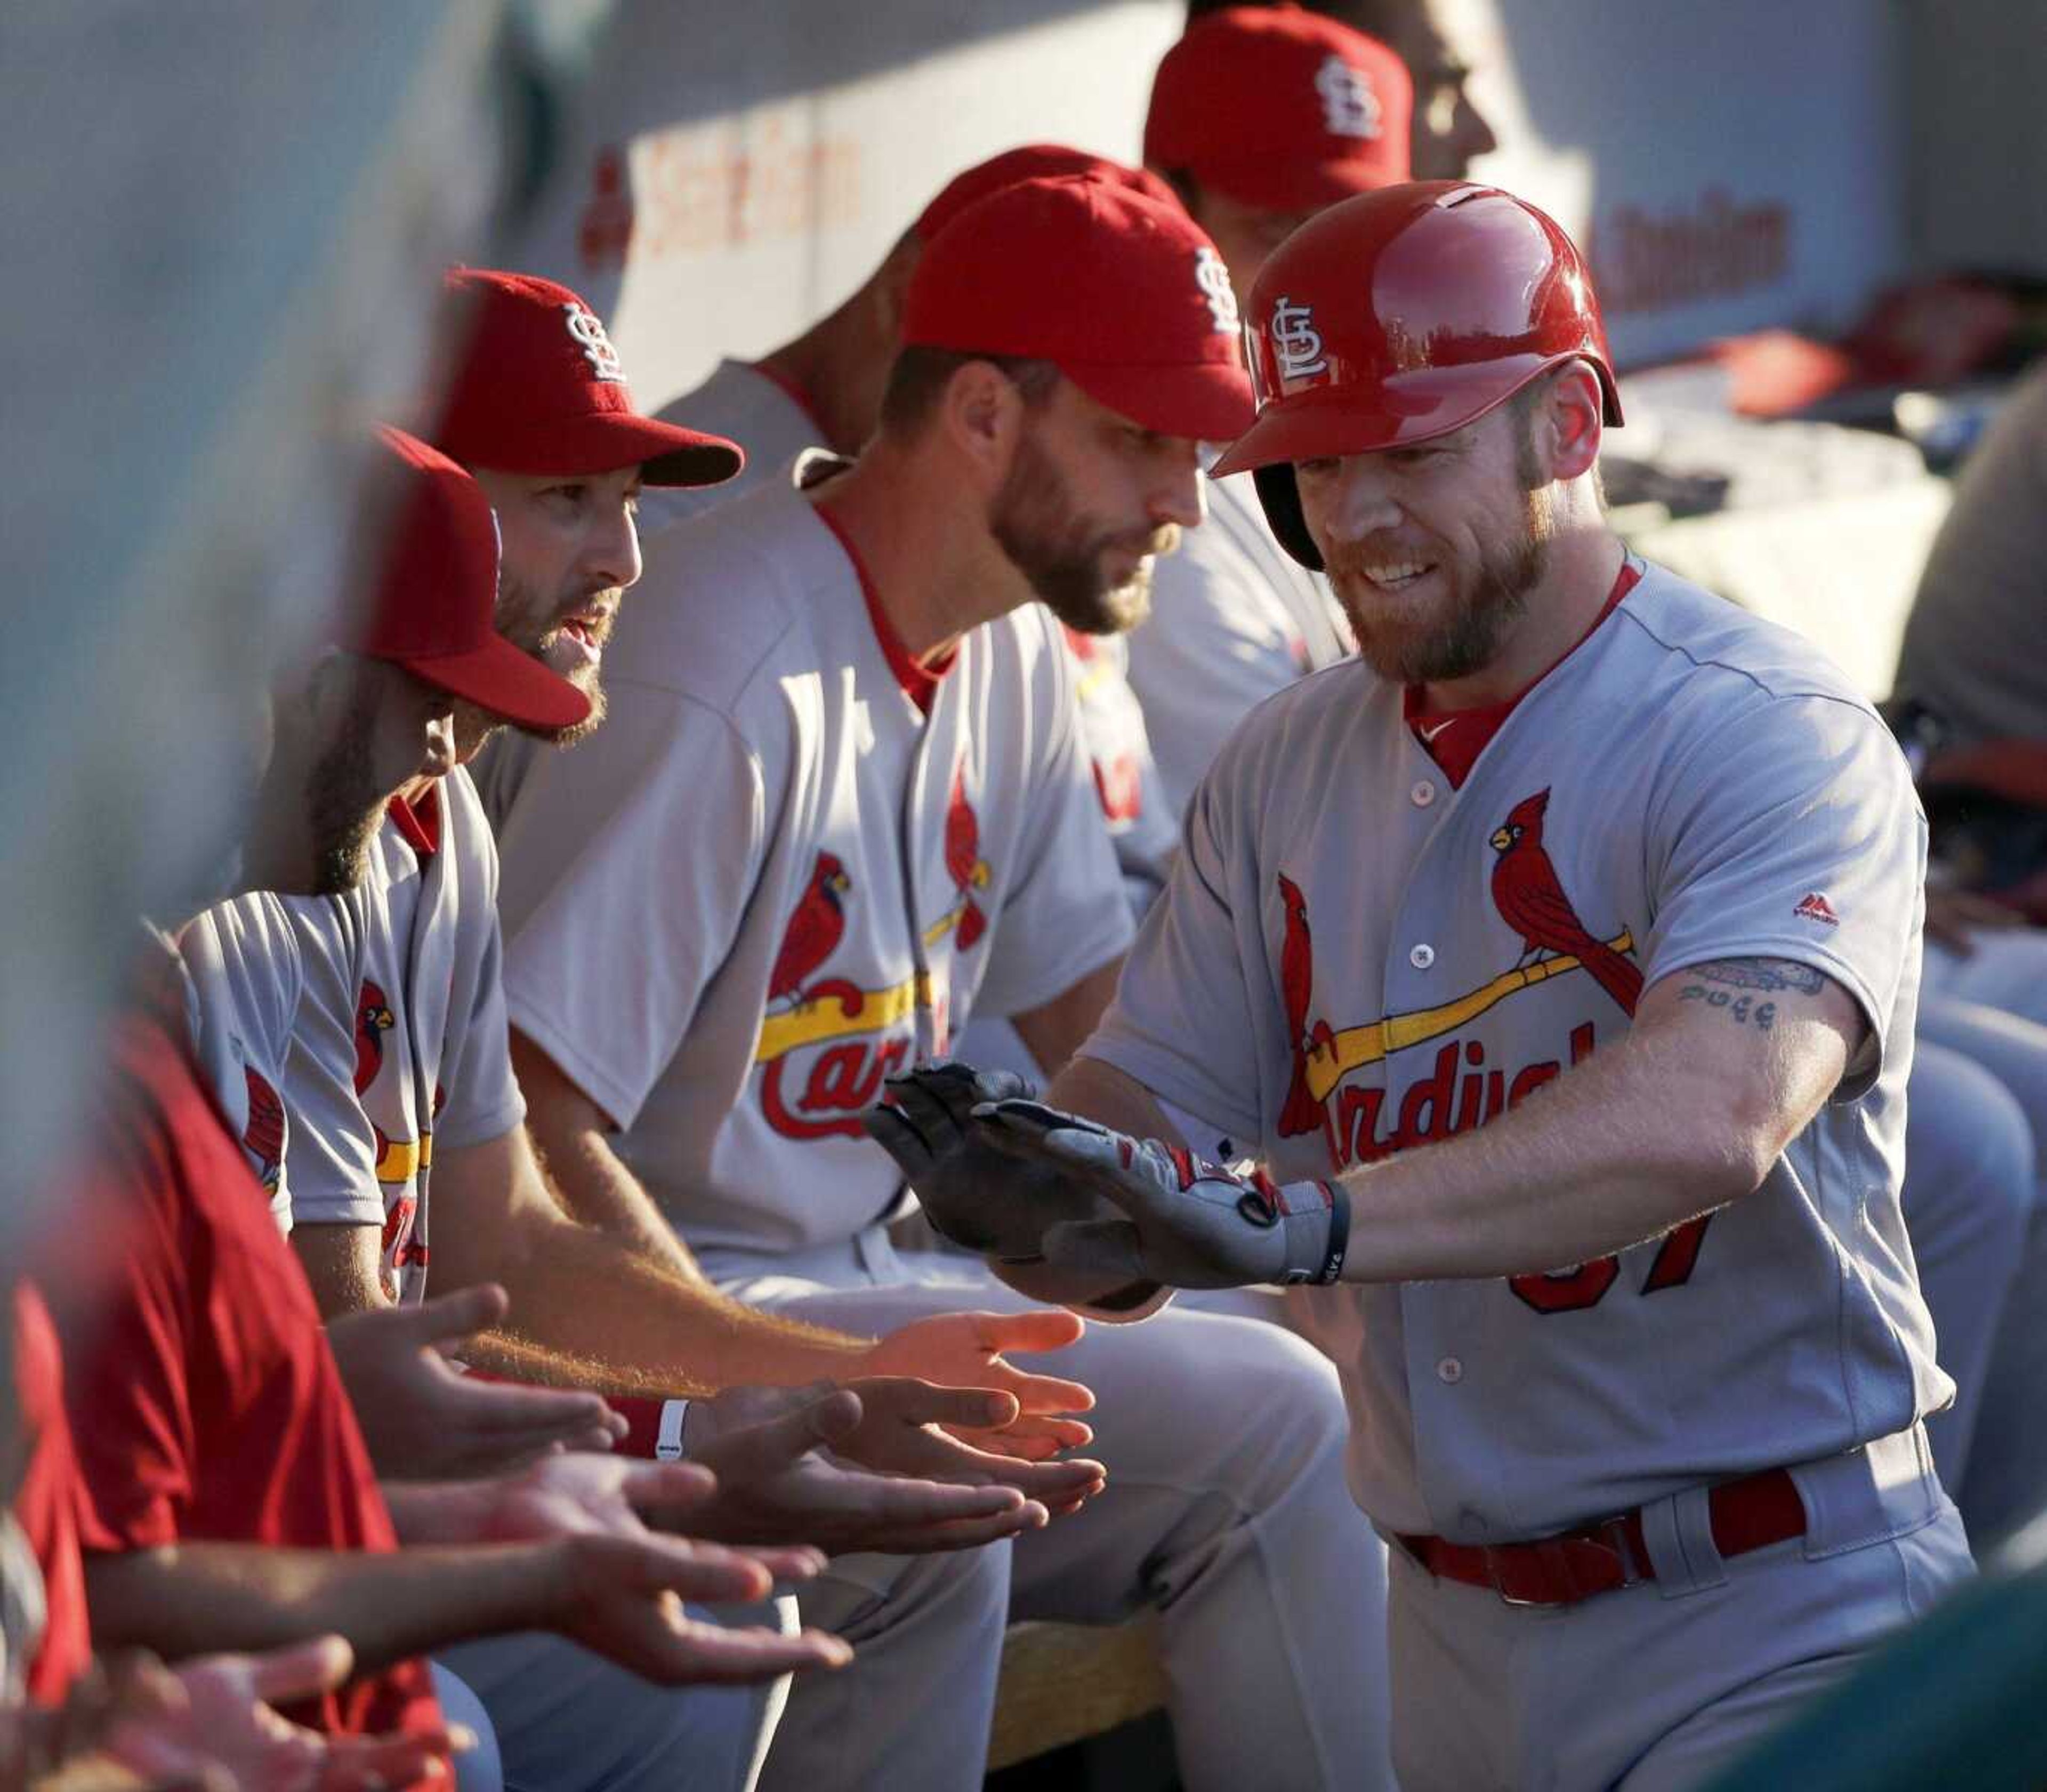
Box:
<box><xmin>1254</xmin><ymin>462</ymin><xmax>1324</xmax><ymax>572</ymax></box>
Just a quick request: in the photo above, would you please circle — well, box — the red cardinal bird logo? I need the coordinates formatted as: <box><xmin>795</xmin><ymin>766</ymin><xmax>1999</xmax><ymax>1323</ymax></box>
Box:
<box><xmin>1488</xmin><ymin>790</ymin><xmax>1642</xmax><ymax>1016</ymax></box>
<box><xmin>1277</xmin><ymin>872</ymin><xmax>1333</xmax><ymax>1136</ymax></box>
<box><xmin>353</xmin><ymin>981</ymin><xmax>394</xmax><ymax>1096</ymax></box>
<box><xmin>945</xmin><ymin>764</ymin><xmax>992</xmax><ymax>951</ymax></box>
<box><xmin>242</xmin><ymin>1066</ymin><xmax>285</xmax><ymax>1189</ymax></box>
<box><xmin>769</xmin><ymin>853</ymin><xmax>852</xmax><ymax>1005</ymax></box>
<box><xmin>351</xmin><ymin>979</ymin><xmax>415</xmax><ymax>1181</ymax></box>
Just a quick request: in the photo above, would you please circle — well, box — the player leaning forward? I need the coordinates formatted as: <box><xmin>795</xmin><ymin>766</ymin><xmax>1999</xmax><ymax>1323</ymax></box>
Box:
<box><xmin>878</xmin><ymin>182</ymin><xmax>1973</xmax><ymax>1792</ymax></box>
<box><xmin>487</xmin><ymin>175</ymin><xmax>1390</xmax><ymax>1792</ymax></box>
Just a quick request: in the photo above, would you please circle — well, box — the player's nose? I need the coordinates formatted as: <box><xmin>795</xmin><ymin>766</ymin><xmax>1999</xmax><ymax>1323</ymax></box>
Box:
<box><xmin>1150</xmin><ymin>439</ymin><xmax>1206</xmax><ymax>532</ymax></box>
<box><xmin>589</xmin><ymin>500</ymin><xmax>644</xmax><ymax>593</ymax></box>
<box><xmin>1316</xmin><ymin>458</ymin><xmax>1403</xmax><ymax>542</ymax></box>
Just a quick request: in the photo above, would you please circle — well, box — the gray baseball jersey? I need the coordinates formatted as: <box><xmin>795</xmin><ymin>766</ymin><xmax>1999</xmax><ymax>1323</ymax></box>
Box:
<box><xmin>278</xmin><ymin>770</ymin><xmax>526</xmax><ymax>1301</ymax></box>
<box><xmin>485</xmin><ymin>459</ymin><xmax>1133</xmax><ymax>1256</ymax></box>
<box><xmin>1126</xmin><ymin>458</ymin><xmax>1352</xmax><ymax>818</ymax></box>
<box><xmin>1085</xmin><ymin>556</ymin><xmax>1946</xmax><ymax>1541</ymax></box>
<box><xmin>176</xmin><ymin>892</ymin><xmax>301</xmax><ymax>1231</ymax></box>
<box><xmin>626</xmin><ymin>356</ymin><xmax>1178</xmax><ymax>915</ymax></box>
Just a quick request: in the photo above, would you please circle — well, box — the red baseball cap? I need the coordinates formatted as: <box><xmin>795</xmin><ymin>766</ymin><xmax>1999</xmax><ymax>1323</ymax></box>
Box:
<box><xmin>913</xmin><ymin>143</ymin><xmax>1181</xmax><ymax>243</ymax></box>
<box><xmin>432</xmin><ymin>269</ymin><xmax>743</xmax><ymax>487</ymax></box>
<box><xmin>1145</xmin><ymin>5</ymin><xmax>1413</xmax><ymax>212</ymax></box>
<box><xmin>902</xmin><ymin>174</ymin><xmax>1254</xmax><ymax>443</ymax></box>
<box><xmin>352</xmin><ymin>428</ymin><xmax>591</xmax><ymax>733</ymax></box>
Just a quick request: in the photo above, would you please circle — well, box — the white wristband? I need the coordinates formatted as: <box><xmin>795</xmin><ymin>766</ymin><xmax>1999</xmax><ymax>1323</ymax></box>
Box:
<box><xmin>655</xmin><ymin>1397</ymin><xmax>691</xmax><ymax>1461</ymax></box>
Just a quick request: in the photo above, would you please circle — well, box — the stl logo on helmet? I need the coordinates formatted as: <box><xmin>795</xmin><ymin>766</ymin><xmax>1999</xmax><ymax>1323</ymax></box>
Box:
<box><xmin>562</xmin><ymin>302</ymin><xmax>625</xmax><ymax>382</ymax></box>
<box><xmin>1194</xmin><ymin>246</ymin><xmax>1239</xmax><ymax>335</ymax></box>
<box><xmin>1271</xmin><ymin>298</ymin><xmax>1328</xmax><ymax>384</ymax></box>
<box><xmin>1314</xmin><ymin>54</ymin><xmax>1382</xmax><ymax>139</ymax></box>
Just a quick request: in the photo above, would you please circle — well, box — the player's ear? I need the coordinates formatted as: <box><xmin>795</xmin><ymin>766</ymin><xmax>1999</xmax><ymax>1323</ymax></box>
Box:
<box><xmin>941</xmin><ymin>358</ymin><xmax>1026</xmax><ymax>487</ymax></box>
<box><xmin>1533</xmin><ymin>362</ymin><xmax>1605</xmax><ymax>485</ymax></box>
<box><xmin>295</xmin><ymin>646</ymin><xmax>356</xmax><ymax>722</ymax></box>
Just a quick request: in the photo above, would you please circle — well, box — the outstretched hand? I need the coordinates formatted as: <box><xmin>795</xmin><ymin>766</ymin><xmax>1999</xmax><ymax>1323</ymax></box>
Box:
<box><xmin>545</xmin><ymin>1531</ymin><xmax>851</xmax><ymax>1686</ymax></box>
<box><xmin>813</xmin><ymin>1377</ymin><xmax>1103</xmax><ymax>1515</ymax></box>
<box><xmin>326</xmin><ymin>1284</ymin><xmax>624</xmax><ymax>1478</ymax></box>
<box><xmin>109</xmin><ymin>1635</ymin><xmax>466</xmax><ymax>1792</ymax></box>
<box><xmin>972</xmin><ymin>1099</ymin><xmax>1350</xmax><ymax>1290</ymax></box>
<box><xmin>860</xmin><ymin>1308</ymin><xmax>1095</xmax><ymax>1458</ymax></box>
<box><xmin>678</xmin><ymin>1383</ymin><xmax>1083</xmax><ymax>1554</ymax></box>
<box><xmin>476</xmin><ymin>1452</ymin><xmax>828</xmax><ymax>1587</ymax></box>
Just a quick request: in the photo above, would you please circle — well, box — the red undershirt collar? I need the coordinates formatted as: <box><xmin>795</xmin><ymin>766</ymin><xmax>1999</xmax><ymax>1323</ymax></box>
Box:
<box><xmin>813</xmin><ymin>500</ymin><xmax>956</xmax><ymax>717</ymax></box>
<box><xmin>386</xmin><ymin>785</ymin><xmax>441</xmax><ymax>857</ymax></box>
<box><xmin>1405</xmin><ymin>558</ymin><xmax>1643</xmax><ymax>790</ymax></box>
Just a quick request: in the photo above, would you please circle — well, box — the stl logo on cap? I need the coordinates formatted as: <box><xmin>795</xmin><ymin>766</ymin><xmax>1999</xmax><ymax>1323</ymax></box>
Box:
<box><xmin>1271</xmin><ymin>297</ymin><xmax>1328</xmax><ymax>383</ymax></box>
<box><xmin>1195</xmin><ymin>247</ymin><xmax>1240</xmax><ymax>335</ymax></box>
<box><xmin>563</xmin><ymin>302</ymin><xmax>625</xmax><ymax>382</ymax></box>
<box><xmin>1315</xmin><ymin>53</ymin><xmax>1383</xmax><ymax>140</ymax></box>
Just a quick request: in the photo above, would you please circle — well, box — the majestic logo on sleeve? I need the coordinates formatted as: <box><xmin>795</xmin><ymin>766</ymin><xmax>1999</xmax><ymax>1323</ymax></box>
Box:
<box><xmin>1270</xmin><ymin>299</ymin><xmax>1328</xmax><ymax>384</ymax></box>
<box><xmin>1793</xmin><ymin>891</ymin><xmax>1840</xmax><ymax>927</ymax></box>
<box><xmin>562</xmin><ymin>302</ymin><xmax>626</xmax><ymax>382</ymax></box>
<box><xmin>1314</xmin><ymin>53</ymin><xmax>1383</xmax><ymax>139</ymax></box>
<box><xmin>1195</xmin><ymin>246</ymin><xmax>1240</xmax><ymax>334</ymax></box>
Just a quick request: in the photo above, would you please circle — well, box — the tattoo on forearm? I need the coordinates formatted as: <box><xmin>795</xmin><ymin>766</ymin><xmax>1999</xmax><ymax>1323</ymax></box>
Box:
<box><xmin>1674</xmin><ymin>958</ymin><xmax>1824</xmax><ymax>1033</ymax></box>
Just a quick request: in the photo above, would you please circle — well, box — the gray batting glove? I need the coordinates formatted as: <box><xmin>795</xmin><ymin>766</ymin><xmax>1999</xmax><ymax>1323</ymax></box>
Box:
<box><xmin>863</xmin><ymin>1062</ymin><xmax>1121</xmax><ymax>1261</ymax></box>
<box><xmin>971</xmin><ymin>1099</ymin><xmax>1351</xmax><ymax>1290</ymax></box>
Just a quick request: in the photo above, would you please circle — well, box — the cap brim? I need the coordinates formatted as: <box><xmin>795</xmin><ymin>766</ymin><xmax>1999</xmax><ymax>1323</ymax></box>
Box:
<box><xmin>461</xmin><ymin>413</ymin><xmax>745</xmax><ymax>488</ymax></box>
<box><xmin>397</xmin><ymin>633</ymin><xmax>593</xmax><ymax>732</ymax></box>
<box><xmin>1210</xmin><ymin>359</ymin><xmax>1563</xmax><ymax>477</ymax></box>
<box><xmin>1064</xmin><ymin>358</ymin><xmax>1256</xmax><ymax>445</ymax></box>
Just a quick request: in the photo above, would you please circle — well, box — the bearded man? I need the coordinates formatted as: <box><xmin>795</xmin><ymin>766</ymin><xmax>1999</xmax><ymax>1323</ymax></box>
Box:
<box><xmin>480</xmin><ymin>174</ymin><xmax>1391</xmax><ymax>1792</ymax></box>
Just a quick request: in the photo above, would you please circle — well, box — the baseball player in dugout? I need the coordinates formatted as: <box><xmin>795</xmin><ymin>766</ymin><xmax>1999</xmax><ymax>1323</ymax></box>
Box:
<box><xmin>34</xmin><ymin>429</ymin><xmax>849</xmax><ymax>1790</ymax></box>
<box><xmin>1188</xmin><ymin>0</ymin><xmax>1501</xmax><ymax>184</ymax></box>
<box><xmin>874</xmin><ymin>183</ymin><xmax>1975</xmax><ymax>1791</ymax></box>
<box><xmin>1129</xmin><ymin>4</ymin><xmax>1412</xmax><ymax>821</ymax></box>
<box><xmin>625</xmin><ymin>142</ymin><xmax>1191</xmax><ymax>923</ymax></box>
<box><xmin>480</xmin><ymin>177</ymin><xmax>1393</xmax><ymax>1791</ymax></box>
<box><xmin>188</xmin><ymin>272</ymin><xmax>1106</xmax><ymax>1792</ymax></box>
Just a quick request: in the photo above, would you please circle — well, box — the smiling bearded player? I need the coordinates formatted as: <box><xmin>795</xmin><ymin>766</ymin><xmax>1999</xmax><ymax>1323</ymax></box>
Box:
<box><xmin>874</xmin><ymin>182</ymin><xmax>1973</xmax><ymax>1792</ymax></box>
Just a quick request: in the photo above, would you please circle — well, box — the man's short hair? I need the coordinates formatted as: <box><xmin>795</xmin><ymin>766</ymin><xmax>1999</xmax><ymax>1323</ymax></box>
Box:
<box><xmin>879</xmin><ymin>347</ymin><xmax>1061</xmax><ymax>436</ymax></box>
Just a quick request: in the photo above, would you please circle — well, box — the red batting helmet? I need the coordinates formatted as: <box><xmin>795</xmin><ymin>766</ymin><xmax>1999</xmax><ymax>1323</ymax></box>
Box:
<box><xmin>1209</xmin><ymin>181</ymin><xmax>1624</xmax><ymax>569</ymax></box>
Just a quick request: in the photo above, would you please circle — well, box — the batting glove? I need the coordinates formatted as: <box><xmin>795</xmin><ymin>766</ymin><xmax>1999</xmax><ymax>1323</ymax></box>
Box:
<box><xmin>863</xmin><ymin>1062</ymin><xmax>1124</xmax><ymax>1261</ymax></box>
<box><xmin>971</xmin><ymin>1099</ymin><xmax>1350</xmax><ymax>1291</ymax></box>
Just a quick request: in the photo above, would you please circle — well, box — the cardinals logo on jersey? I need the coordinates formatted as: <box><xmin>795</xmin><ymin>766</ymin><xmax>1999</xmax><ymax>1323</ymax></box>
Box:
<box><xmin>353</xmin><ymin>978</ymin><xmax>422</xmax><ymax>1188</ymax></box>
<box><xmin>242</xmin><ymin>1065</ymin><xmax>285</xmax><ymax>1194</ymax></box>
<box><xmin>757</xmin><ymin>853</ymin><xmax>916</xmax><ymax>1143</ymax></box>
<box><xmin>1274</xmin><ymin>808</ymin><xmax>1706</xmax><ymax>1312</ymax></box>
<box><xmin>943</xmin><ymin>764</ymin><xmax>992</xmax><ymax>952</ymax></box>
<box><xmin>353</xmin><ymin>981</ymin><xmax>394</xmax><ymax>1096</ymax></box>
<box><xmin>1488</xmin><ymin>790</ymin><xmax>1643</xmax><ymax>1017</ymax></box>
<box><xmin>769</xmin><ymin>853</ymin><xmax>855</xmax><ymax>1008</ymax></box>
<box><xmin>1275</xmin><ymin>793</ymin><xmax>1642</xmax><ymax>1158</ymax></box>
